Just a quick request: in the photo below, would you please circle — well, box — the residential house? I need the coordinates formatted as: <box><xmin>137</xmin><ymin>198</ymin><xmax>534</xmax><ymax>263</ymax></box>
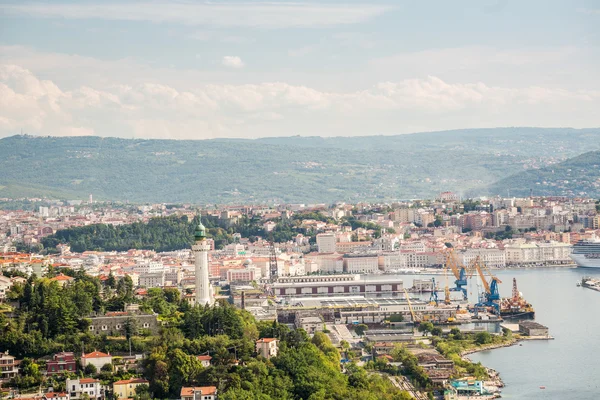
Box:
<box><xmin>50</xmin><ymin>273</ymin><xmax>74</xmax><ymax>287</ymax></box>
<box><xmin>113</xmin><ymin>378</ymin><xmax>149</xmax><ymax>399</ymax></box>
<box><xmin>66</xmin><ymin>378</ymin><xmax>103</xmax><ymax>400</ymax></box>
<box><xmin>47</xmin><ymin>352</ymin><xmax>77</xmax><ymax>375</ymax></box>
<box><xmin>180</xmin><ymin>386</ymin><xmax>218</xmax><ymax>400</ymax></box>
<box><xmin>197</xmin><ymin>355</ymin><xmax>212</xmax><ymax>368</ymax></box>
<box><xmin>0</xmin><ymin>351</ymin><xmax>19</xmax><ymax>381</ymax></box>
<box><xmin>43</xmin><ymin>392</ymin><xmax>70</xmax><ymax>400</ymax></box>
<box><xmin>81</xmin><ymin>350</ymin><xmax>112</xmax><ymax>371</ymax></box>
<box><xmin>255</xmin><ymin>338</ymin><xmax>278</xmax><ymax>359</ymax></box>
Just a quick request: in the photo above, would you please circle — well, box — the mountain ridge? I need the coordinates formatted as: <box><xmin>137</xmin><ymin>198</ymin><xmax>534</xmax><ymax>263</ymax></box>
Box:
<box><xmin>1</xmin><ymin>127</ymin><xmax>600</xmax><ymax>203</ymax></box>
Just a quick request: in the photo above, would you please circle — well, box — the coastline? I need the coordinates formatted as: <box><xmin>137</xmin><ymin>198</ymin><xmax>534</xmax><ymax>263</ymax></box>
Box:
<box><xmin>460</xmin><ymin>338</ymin><xmax>521</xmax><ymax>396</ymax></box>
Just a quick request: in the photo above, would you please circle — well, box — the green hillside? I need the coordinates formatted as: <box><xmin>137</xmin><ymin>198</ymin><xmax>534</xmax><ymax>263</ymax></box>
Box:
<box><xmin>487</xmin><ymin>151</ymin><xmax>600</xmax><ymax>198</ymax></box>
<box><xmin>1</xmin><ymin>128</ymin><xmax>599</xmax><ymax>203</ymax></box>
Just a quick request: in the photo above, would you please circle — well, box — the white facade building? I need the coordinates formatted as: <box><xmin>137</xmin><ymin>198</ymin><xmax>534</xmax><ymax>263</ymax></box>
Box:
<box><xmin>343</xmin><ymin>255</ymin><xmax>379</xmax><ymax>274</ymax></box>
<box><xmin>316</xmin><ymin>233</ymin><xmax>336</xmax><ymax>253</ymax></box>
<box><xmin>66</xmin><ymin>378</ymin><xmax>103</xmax><ymax>400</ymax></box>
<box><xmin>505</xmin><ymin>241</ymin><xmax>572</xmax><ymax>265</ymax></box>
<box><xmin>459</xmin><ymin>248</ymin><xmax>506</xmax><ymax>269</ymax></box>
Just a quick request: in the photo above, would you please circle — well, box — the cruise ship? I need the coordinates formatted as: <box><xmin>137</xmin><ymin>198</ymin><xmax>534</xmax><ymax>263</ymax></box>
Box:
<box><xmin>570</xmin><ymin>238</ymin><xmax>600</xmax><ymax>268</ymax></box>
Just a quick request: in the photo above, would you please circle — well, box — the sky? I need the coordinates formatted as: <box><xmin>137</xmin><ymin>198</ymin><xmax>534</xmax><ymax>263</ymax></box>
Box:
<box><xmin>0</xmin><ymin>0</ymin><xmax>599</xmax><ymax>140</ymax></box>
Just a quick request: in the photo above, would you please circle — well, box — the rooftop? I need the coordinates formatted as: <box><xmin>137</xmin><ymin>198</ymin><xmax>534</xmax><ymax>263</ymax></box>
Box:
<box><xmin>181</xmin><ymin>386</ymin><xmax>217</xmax><ymax>396</ymax></box>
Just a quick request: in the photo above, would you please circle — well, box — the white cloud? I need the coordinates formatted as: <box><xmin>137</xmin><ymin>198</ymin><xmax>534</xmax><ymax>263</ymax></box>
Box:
<box><xmin>222</xmin><ymin>56</ymin><xmax>245</xmax><ymax>69</ymax></box>
<box><xmin>1</xmin><ymin>2</ymin><xmax>390</xmax><ymax>29</ymax></box>
<box><xmin>1</xmin><ymin>64</ymin><xmax>599</xmax><ymax>140</ymax></box>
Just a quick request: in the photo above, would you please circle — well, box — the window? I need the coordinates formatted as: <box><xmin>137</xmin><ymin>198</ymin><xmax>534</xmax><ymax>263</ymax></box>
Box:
<box><xmin>143</xmin><ymin>323</ymin><xmax>149</xmax><ymax>328</ymax></box>
<box><xmin>89</xmin><ymin>326</ymin><xmax>94</xmax><ymax>330</ymax></box>
<box><xmin>102</xmin><ymin>325</ymin><xmax>108</xmax><ymax>330</ymax></box>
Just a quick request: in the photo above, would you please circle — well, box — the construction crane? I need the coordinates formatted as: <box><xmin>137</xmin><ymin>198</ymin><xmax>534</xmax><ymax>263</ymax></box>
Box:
<box><xmin>429</xmin><ymin>277</ymin><xmax>439</xmax><ymax>306</ymax></box>
<box><xmin>444</xmin><ymin>285</ymin><xmax>451</xmax><ymax>305</ymax></box>
<box><xmin>443</xmin><ymin>246</ymin><xmax>469</xmax><ymax>300</ymax></box>
<box><xmin>403</xmin><ymin>288</ymin><xmax>419</xmax><ymax>324</ymax></box>
<box><xmin>469</xmin><ymin>256</ymin><xmax>502</xmax><ymax>314</ymax></box>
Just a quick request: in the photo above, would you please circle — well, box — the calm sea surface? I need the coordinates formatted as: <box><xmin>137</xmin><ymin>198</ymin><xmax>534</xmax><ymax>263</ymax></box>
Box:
<box><xmin>378</xmin><ymin>268</ymin><xmax>600</xmax><ymax>399</ymax></box>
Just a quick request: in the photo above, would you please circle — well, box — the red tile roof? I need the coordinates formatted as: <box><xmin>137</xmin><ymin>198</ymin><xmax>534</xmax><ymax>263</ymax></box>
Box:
<box><xmin>79</xmin><ymin>378</ymin><xmax>100</xmax><ymax>384</ymax></box>
<box><xmin>114</xmin><ymin>378</ymin><xmax>149</xmax><ymax>385</ymax></box>
<box><xmin>83</xmin><ymin>350</ymin><xmax>111</xmax><ymax>359</ymax></box>
<box><xmin>197</xmin><ymin>355</ymin><xmax>212</xmax><ymax>361</ymax></box>
<box><xmin>180</xmin><ymin>386</ymin><xmax>217</xmax><ymax>396</ymax></box>
<box><xmin>50</xmin><ymin>274</ymin><xmax>73</xmax><ymax>281</ymax></box>
<box><xmin>44</xmin><ymin>392</ymin><xmax>68</xmax><ymax>398</ymax></box>
<box><xmin>256</xmin><ymin>338</ymin><xmax>277</xmax><ymax>343</ymax></box>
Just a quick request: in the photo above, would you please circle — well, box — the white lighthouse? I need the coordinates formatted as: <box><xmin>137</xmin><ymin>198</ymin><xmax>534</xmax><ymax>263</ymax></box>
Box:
<box><xmin>192</xmin><ymin>221</ymin><xmax>213</xmax><ymax>306</ymax></box>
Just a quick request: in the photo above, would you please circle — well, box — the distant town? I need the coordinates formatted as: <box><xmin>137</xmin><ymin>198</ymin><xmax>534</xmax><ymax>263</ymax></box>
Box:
<box><xmin>0</xmin><ymin>193</ymin><xmax>599</xmax><ymax>399</ymax></box>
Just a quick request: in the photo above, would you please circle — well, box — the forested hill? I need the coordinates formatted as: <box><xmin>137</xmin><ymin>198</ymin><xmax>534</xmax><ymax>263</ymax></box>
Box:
<box><xmin>487</xmin><ymin>151</ymin><xmax>600</xmax><ymax>198</ymax></box>
<box><xmin>41</xmin><ymin>213</ymin><xmax>332</xmax><ymax>252</ymax></box>
<box><xmin>1</xmin><ymin>127</ymin><xmax>600</xmax><ymax>203</ymax></box>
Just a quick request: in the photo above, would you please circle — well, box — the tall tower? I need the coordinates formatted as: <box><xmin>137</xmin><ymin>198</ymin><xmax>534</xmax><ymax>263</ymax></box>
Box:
<box><xmin>192</xmin><ymin>221</ymin><xmax>213</xmax><ymax>306</ymax></box>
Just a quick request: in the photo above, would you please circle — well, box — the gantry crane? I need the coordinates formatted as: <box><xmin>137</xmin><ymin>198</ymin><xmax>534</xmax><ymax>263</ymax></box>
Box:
<box><xmin>443</xmin><ymin>246</ymin><xmax>469</xmax><ymax>300</ymax></box>
<box><xmin>469</xmin><ymin>256</ymin><xmax>502</xmax><ymax>314</ymax></box>
<box><xmin>429</xmin><ymin>277</ymin><xmax>439</xmax><ymax>306</ymax></box>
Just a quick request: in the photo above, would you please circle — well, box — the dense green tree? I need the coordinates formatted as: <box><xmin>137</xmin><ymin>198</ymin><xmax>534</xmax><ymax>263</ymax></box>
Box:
<box><xmin>474</xmin><ymin>331</ymin><xmax>493</xmax><ymax>345</ymax></box>
<box><xmin>355</xmin><ymin>324</ymin><xmax>368</xmax><ymax>336</ymax></box>
<box><xmin>418</xmin><ymin>322</ymin><xmax>434</xmax><ymax>336</ymax></box>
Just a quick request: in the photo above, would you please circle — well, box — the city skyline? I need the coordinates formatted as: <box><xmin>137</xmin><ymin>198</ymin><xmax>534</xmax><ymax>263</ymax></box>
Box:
<box><xmin>1</xmin><ymin>0</ymin><xmax>600</xmax><ymax>139</ymax></box>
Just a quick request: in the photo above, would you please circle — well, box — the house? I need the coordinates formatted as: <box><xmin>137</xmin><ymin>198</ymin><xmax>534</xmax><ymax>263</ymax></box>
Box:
<box><xmin>113</xmin><ymin>378</ymin><xmax>149</xmax><ymax>399</ymax></box>
<box><xmin>0</xmin><ymin>351</ymin><xmax>19</xmax><ymax>381</ymax></box>
<box><xmin>50</xmin><ymin>273</ymin><xmax>74</xmax><ymax>287</ymax></box>
<box><xmin>0</xmin><ymin>275</ymin><xmax>12</xmax><ymax>301</ymax></box>
<box><xmin>47</xmin><ymin>352</ymin><xmax>77</xmax><ymax>375</ymax></box>
<box><xmin>180</xmin><ymin>386</ymin><xmax>218</xmax><ymax>400</ymax></box>
<box><xmin>255</xmin><ymin>338</ymin><xmax>278</xmax><ymax>359</ymax></box>
<box><xmin>66</xmin><ymin>378</ymin><xmax>103</xmax><ymax>400</ymax></box>
<box><xmin>81</xmin><ymin>350</ymin><xmax>112</xmax><ymax>371</ymax></box>
<box><xmin>294</xmin><ymin>315</ymin><xmax>323</xmax><ymax>334</ymax></box>
<box><xmin>43</xmin><ymin>392</ymin><xmax>70</xmax><ymax>400</ymax></box>
<box><xmin>197</xmin><ymin>355</ymin><xmax>212</xmax><ymax>368</ymax></box>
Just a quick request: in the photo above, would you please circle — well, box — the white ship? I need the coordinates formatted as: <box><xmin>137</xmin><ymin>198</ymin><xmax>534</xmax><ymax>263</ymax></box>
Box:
<box><xmin>570</xmin><ymin>238</ymin><xmax>600</xmax><ymax>268</ymax></box>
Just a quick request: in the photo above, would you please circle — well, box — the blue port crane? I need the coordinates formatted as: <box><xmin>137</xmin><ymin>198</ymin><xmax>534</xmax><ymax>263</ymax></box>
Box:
<box><xmin>443</xmin><ymin>247</ymin><xmax>469</xmax><ymax>300</ymax></box>
<box><xmin>469</xmin><ymin>256</ymin><xmax>502</xmax><ymax>314</ymax></box>
<box><xmin>429</xmin><ymin>277</ymin><xmax>439</xmax><ymax>306</ymax></box>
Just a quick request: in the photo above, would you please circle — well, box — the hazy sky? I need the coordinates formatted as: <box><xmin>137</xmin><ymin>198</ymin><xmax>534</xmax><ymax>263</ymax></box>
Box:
<box><xmin>1</xmin><ymin>0</ymin><xmax>599</xmax><ymax>139</ymax></box>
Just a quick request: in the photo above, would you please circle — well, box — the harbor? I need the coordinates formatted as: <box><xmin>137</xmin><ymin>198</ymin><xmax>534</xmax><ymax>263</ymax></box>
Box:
<box><xmin>251</xmin><ymin>252</ymin><xmax>562</xmax><ymax>399</ymax></box>
<box><xmin>469</xmin><ymin>267</ymin><xmax>600</xmax><ymax>399</ymax></box>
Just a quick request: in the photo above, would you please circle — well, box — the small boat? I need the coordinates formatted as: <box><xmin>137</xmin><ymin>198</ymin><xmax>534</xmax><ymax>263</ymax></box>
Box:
<box><xmin>576</xmin><ymin>281</ymin><xmax>581</xmax><ymax>287</ymax></box>
<box><xmin>539</xmin><ymin>386</ymin><xmax>546</xmax><ymax>389</ymax></box>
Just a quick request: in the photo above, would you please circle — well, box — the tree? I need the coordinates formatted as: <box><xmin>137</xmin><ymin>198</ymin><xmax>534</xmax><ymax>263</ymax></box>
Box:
<box><xmin>474</xmin><ymin>331</ymin><xmax>492</xmax><ymax>345</ymax></box>
<box><xmin>418</xmin><ymin>322</ymin><xmax>434</xmax><ymax>336</ymax></box>
<box><xmin>101</xmin><ymin>363</ymin><xmax>113</xmax><ymax>372</ymax></box>
<box><xmin>124</xmin><ymin>317</ymin><xmax>139</xmax><ymax>340</ymax></box>
<box><xmin>84</xmin><ymin>363</ymin><xmax>97</xmax><ymax>375</ymax></box>
<box><xmin>134</xmin><ymin>384</ymin><xmax>152</xmax><ymax>400</ymax></box>
<box><xmin>163</xmin><ymin>287</ymin><xmax>180</xmax><ymax>304</ymax></box>
<box><xmin>449</xmin><ymin>328</ymin><xmax>463</xmax><ymax>340</ymax></box>
<box><xmin>355</xmin><ymin>324</ymin><xmax>368</xmax><ymax>336</ymax></box>
<box><xmin>430</xmin><ymin>327</ymin><xmax>443</xmax><ymax>336</ymax></box>
<box><xmin>106</xmin><ymin>272</ymin><xmax>116</xmax><ymax>289</ymax></box>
